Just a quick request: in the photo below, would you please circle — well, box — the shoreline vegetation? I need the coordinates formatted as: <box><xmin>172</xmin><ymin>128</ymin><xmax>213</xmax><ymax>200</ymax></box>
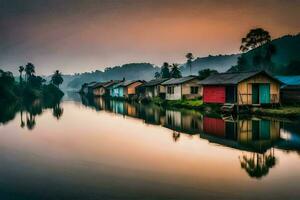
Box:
<box><xmin>0</xmin><ymin>64</ymin><xmax>64</xmax><ymax>105</ymax></box>
<box><xmin>103</xmin><ymin>95</ymin><xmax>300</xmax><ymax>119</ymax></box>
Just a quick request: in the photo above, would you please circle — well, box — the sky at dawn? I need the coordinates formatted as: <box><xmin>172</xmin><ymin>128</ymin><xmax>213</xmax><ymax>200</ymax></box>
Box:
<box><xmin>0</xmin><ymin>0</ymin><xmax>299</xmax><ymax>75</ymax></box>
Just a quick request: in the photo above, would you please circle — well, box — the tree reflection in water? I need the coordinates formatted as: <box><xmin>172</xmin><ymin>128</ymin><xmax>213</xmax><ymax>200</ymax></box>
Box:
<box><xmin>0</xmin><ymin>97</ymin><xmax>63</xmax><ymax>130</ymax></box>
<box><xmin>239</xmin><ymin>148</ymin><xmax>276</xmax><ymax>179</ymax></box>
<box><xmin>53</xmin><ymin>103</ymin><xmax>64</xmax><ymax>120</ymax></box>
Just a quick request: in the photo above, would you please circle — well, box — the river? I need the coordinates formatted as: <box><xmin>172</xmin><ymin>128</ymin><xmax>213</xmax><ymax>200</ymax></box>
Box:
<box><xmin>0</xmin><ymin>92</ymin><xmax>300</xmax><ymax>199</ymax></box>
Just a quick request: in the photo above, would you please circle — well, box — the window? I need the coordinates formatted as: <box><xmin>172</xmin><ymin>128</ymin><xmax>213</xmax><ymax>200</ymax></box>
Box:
<box><xmin>191</xmin><ymin>86</ymin><xmax>198</xmax><ymax>94</ymax></box>
<box><xmin>167</xmin><ymin>86</ymin><xmax>174</xmax><ymax>94</ymax></box>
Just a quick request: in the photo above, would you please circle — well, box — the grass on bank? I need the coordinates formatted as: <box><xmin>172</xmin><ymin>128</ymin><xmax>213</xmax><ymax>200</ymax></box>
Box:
<box><xmin>151</xmin><ymin>97</ymin><xmax>202</xmax><ymax>108</ymax></box>
<box><xmin>253</xmin><ymin>106</ymin><xmax>300</xmax><ymax>118</ymax></box>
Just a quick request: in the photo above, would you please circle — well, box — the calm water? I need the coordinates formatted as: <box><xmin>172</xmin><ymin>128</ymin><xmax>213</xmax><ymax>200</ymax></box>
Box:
<box><xmin>0</xmin><ymin>93</ymin><xmax>300</xmax><ymax>200</ymax></box>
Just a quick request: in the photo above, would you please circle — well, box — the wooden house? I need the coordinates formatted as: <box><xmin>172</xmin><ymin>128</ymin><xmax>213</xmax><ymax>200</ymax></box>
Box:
<box><xmin>161</xmin><ymin>76</ymin><xmax>202</xmax><ymax>100</ymax></box>
<box><xmin>92</xmin><ymin>80</ymin><xmax>121</xmax><ymax>96</ymax></box>
<box><xmin>276</xmin><ymin>76</ymin><xmax>300</xmax><ymax>104</ymax></box>
<box><xmin>110</xmin><ymin>80</ymin><xmax>144</xmax><ymax>98</ymax></box>
<box><xmin>81</xmin><ymin>82</ymin><xmax>97</xmax><ymax>95</ymax></box>
<box><xmin>199</xmin><ymin>71</ymin><xmax>282</xmax><ymax>105</ymax></box>
<box><xmin>138</xmin><ymin>78</ymin><xmax>169</xmax><ymax>99</ymax></box>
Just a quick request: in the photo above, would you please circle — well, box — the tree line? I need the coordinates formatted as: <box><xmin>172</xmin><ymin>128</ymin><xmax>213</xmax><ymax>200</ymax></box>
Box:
<box><xmin>0</xmin><ymin>63</ymin><xmax>64</xmax><ymax>102</ymax></box>
<box><xmin>155</xmin><ymin>27</ymin><xmax>299</xmax><ymax>80</ymax></box>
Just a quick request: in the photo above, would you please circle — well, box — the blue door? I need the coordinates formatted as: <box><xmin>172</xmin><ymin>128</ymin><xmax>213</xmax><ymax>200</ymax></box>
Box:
<box><xmin>259</xmin><ymin>84</ymin><xmax>270</xmax><ymax>104</ymax></box>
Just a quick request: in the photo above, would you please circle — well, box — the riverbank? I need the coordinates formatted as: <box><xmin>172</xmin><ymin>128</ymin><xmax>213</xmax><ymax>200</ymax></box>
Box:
<box><xmin>252</xmin><ymin>106</ymin><xmax>300</xmax><ymax>118</ymax></box>
<box><xmin>1</xmin><ymin>83</ymin><xmax>64</xmax><ymax>105</ymax></box>
<box><xmin>150</xmin><ymin>98</ymin><xmax>300</xmax><ymax>118</ymax></box>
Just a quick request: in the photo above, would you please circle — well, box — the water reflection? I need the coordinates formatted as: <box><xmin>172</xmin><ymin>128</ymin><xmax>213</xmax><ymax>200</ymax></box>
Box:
<box><xmin>81</xmin><ymin>96</ymin><xmax>300</xmax><ymax>179</ymax></box>
<box><xmin>239</xmin><ymin>149</ymin><xmax>276</xmax><ymax>179</ymax></box>
<box><xmin>0</xmin><ymin>98</ymin><xmax>63</xmax><ymax>130</ymax></box>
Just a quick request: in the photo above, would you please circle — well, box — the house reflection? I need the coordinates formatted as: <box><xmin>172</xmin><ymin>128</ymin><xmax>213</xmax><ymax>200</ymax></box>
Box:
<box><xmin>82</xmin><ymin>97</ymin><xmax>300</xmax><ymax>179</ymax></box>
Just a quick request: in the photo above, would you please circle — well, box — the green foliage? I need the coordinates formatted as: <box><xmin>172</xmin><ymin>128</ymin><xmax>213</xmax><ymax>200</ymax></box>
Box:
<box><xmin>253</xmin><ymin>106</ymin><xmax>300</xmax><ymax>118</ymax></box>
<box><xmin>42</xmin><ymin>84</ymin><xmax>64</xmax><ymax>104</ymax></box>
<box><xmin>185</xmin><ymin>52</ymin><xmax>194</xmax><ymax>74</ymax></box>
<box><xmin>198</xmin><ymin>69</ymin><xmax>218</xmax><ymax>80</ymax></box>
<box><xmin>154</xmin><ymin>72</ymin><xmax>161</xmax><ymax>79</ymax></box>
<box><xmin>27</xmin><ymin>75</ymin><xmax>45</xmax><ymax>89</ymax></box>
<box><xmin>18</xmin><ymin>66</ymin><xmax>24</xmax><ymax>83</ymax></box>
<box><xmin>161</xmin><ymin>62</ymin><xmax>171</xmax><ymax>78</ymax></box>
<box><xmin>163</xmin><ymin>99</ymin><xmax>203</xmax><ymax>110</ymax></box>
<box><xmin>228</xmin><ymin>34</ymin><xmax>300</xmax><ymax>75</ymax></box>
<box><xmin>25</xmin><ymin>62</ymin><xmax>35</xmax><ymax>80</ymax></box>
<box><xmin>51</xmin><ymin>70</ymin><xmax>64</xmax><ymax>87</ymax></box>
<box><xmin>240</xmin><ymin>28</ymin><xmax>271</xmax><ymax>52</ymax></box>
<box><xmin>1</xmin><ymin>64</ymin><xmax>64</xmax><ymax>104</ymax></box>
<box><xmin>170</xmin><ymin>63</ymin><xmax>182</xmax><ymax>78</ymax></box>
<box><xmin>0</xmin><ymin>69</ymin><xmax>17</xmax><ymax>102</ymax></box>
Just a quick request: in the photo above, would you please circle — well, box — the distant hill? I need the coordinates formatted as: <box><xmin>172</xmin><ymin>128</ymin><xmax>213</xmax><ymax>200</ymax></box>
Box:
<box><xmin>67</xmin><ymin>63</ymin><xmax>159</xmax><ymax>90</ymax></box>
<box><xmin>60</xmin><ymin>34</ymin><xmax>300</xmax><ymax>90</ymax></box>
<box><xmin>64</xmin><ymin>55</ymin><xmax>241</xmax><ymax>90</ymax></box>
<box><xmin>228</xmin><ymin>34</ymin><xmax>300</xmax><ymax>74</ymax></box>
<box><xmin>180</xmin><ymin>54</ymin><xmax>240</xmax><ymax>75</ymax></box>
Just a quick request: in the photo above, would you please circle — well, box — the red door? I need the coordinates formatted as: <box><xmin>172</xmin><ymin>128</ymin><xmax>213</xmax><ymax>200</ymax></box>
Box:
<box><xmin>203</xmin><ymin>86</ymin><xmax>226</xmax><ymax>103</ymax></box>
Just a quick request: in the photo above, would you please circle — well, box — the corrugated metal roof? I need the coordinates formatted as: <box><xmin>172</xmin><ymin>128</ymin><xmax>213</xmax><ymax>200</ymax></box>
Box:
<box><xmin>92</xmin><ymin>80</ymin><xmax>121</xmax><ymax>88</ymax></box>
<box><xmin>161</xmin><ymin>76</ymin><xmax>198</xmax><ymax>85</ymax></box>
<box><xmin>86</xmin><ymin>82</ymin><xmax>97</xmax><ymax>87</ymax></box>
<box><xmin>112</xmin><ymin>80</ymin><xmax>144</xmax><ymax>88</ymax></box>
<box><xmin>140</xmin><ymin>78</ymin><xmax>170</xmax><ymax>87</ymax></box>
<box><xmin>199</xmin><ymin>71</ymin><xmax>281</xmax><ymax>85</ymax></box>
<box><xmin>92</xmin><ymin>82</ymin><xmax>106</xmax><ymax>88</ymax></box>
<box><xmin>276</xmin><ymin>76</ymin><xmax>300</xmax><ymax>86</ymax></box>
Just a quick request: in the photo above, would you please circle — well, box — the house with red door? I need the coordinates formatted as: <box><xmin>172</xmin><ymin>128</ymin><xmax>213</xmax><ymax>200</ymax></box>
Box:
<box><xmin>199</xmin><ymin>71</ymin><xmax>282</xmax><ymax>105</ymax></box>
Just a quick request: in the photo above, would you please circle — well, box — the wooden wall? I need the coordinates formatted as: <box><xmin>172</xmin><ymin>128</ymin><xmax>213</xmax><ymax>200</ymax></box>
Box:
<box><xmin>281</xmin><ymin>86</ymin><xmax>300</xmax><ymax>104</ymax></box>
<box><xmin>93</xmin><ymin>87</ymin><xmax>106</xmax><ymax>96</ymax></box>
<box><xmin>203</xmin><ymin>85</ymin><xmax>226</xmax><ymax>103</ymax></box>
<box><xmin>165</xmin><ymin>85</ymin><xmax>182</xmax><ymax>100</ymax></box>
<box><xmin>125</xmin><ymin>82</ymin><xmax>143</xmax><ymax>97</ymax></box>
<box><xmin>237</xmin><ymin>74</ymin><xmax>280</xmax><ymax>105</ymax></box>
<box><xmin>182</xmin><ymin>78</ymin><xmax>202</xmax><ymax>99</ymax></box>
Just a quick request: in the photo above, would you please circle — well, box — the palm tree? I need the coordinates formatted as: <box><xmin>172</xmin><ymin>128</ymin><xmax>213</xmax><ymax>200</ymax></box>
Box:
<box><xmin>170</xmin><ymin>63</ymin><xmax>182</xmax><ymax>78</ymax></box>
<box><xmin>51</xmin><ymin>70</ymin><xmax>64</xmax><ymax>87</ymax></box>
<box><xmin>18</xmin><ymin>66</ymin><xmax>24</xmax><ymax>84</ymax></box>
<box><xmin>185</xmin><ymin>52</ymin><xmax>194</xmax><ymax>74</ymax></box>
<box><xmin>25</xmin><ymin>63</ymin><xmax>35</xmax><ymax>81</ymax></box>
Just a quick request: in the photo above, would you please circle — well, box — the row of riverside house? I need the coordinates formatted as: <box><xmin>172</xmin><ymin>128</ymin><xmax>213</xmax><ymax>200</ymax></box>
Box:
<box><xmin>81</xmin><ymin>70</ymin><xmax>300</xmax><ymax>106</ymax></box>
